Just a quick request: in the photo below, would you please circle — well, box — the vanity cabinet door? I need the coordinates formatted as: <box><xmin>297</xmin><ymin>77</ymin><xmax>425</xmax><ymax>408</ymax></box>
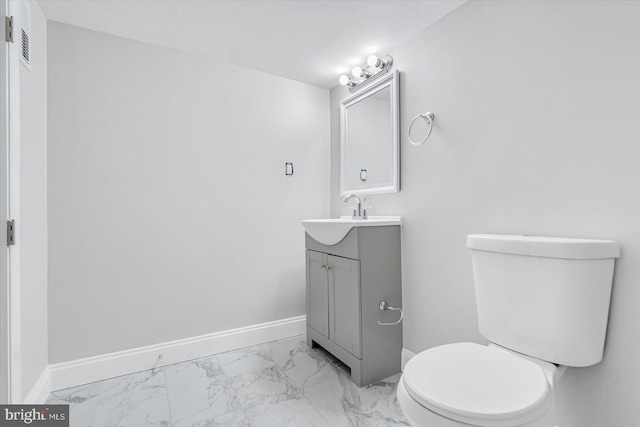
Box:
<box><xmin>329</xmin><ymin>255</ymin><xmax>362</xmax><ymax>358</ymax></box>
<box><xmin>306</xmin><ymin>250</ymin><xmax>329</xmax><ymax>338</ymax></box>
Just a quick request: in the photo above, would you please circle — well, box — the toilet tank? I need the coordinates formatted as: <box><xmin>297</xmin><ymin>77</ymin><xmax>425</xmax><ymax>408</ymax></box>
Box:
<box><xmin>467</xmin><ymin>234</ymin><xmax>619</xmax><ymax>367</ymax></box>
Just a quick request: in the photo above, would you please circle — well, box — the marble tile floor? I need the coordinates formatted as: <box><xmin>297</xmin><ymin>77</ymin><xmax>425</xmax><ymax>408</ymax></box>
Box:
<box><xmin>46</xmin><ymin>335</ymin><xmax>410</xmax><ymax>427</ymax></box>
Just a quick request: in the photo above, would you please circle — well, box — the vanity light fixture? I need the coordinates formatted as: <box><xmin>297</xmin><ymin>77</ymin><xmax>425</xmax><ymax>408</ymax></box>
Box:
<box><xmin>351</xmin><ymin>65</ymin><xmax>371</xmax><ymax>79</ymax></box>
<box><xmin>367</xmin><ymin>54</ymin><xmax>390</xmax><ymax>69</ymax></box>
<box><xmin>339</xmin><ymin>74</ymin><xmax>356</xmax><ymax>88</ymax></box>
<box><xmin>339</xmin><ymin>54</ymin><xmax>393</xmax><ymax>92</ymax></box>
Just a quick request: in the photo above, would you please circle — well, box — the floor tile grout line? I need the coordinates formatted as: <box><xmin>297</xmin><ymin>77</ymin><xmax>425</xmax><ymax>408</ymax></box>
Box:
<box><xmin>87</xmin><ymin>380</ymin><xmax>104</xmax><ymax>427</ymax></box>
<box><xmin>162</xmin><ymin>368</ymin><xmax>174</xmax><ymax>426</ymax></box>
<box><xmin>302</xmin><ymin>392</ymin><xmax>342</xmax><ymax>427</ymax></box>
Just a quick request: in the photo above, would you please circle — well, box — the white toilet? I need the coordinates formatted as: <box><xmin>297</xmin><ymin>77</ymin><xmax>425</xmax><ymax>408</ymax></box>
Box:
<box><xmin>398</xmin><ymin>234</ymin><xmax>620</xmax><ymax>427</ymax></box>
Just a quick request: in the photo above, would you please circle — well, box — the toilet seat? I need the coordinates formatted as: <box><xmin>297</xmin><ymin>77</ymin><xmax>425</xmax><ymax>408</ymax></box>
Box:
<box><xmin>402</xmin><ymin>342</ymin><xmax>551</xmax><ymax>426</ymax></box>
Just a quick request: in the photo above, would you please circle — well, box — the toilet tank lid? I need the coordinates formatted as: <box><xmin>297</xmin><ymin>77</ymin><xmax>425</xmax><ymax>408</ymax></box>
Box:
<box><xmin>467</xmin><ymin>234</ymin><xmax>620</xmax><ymax>260</ymax></box>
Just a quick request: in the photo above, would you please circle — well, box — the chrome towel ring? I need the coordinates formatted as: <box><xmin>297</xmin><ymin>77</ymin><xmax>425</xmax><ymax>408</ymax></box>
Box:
<box><xmin>408</xmin><ymin>112</ymin><xmax>435</xmax><ymax>146</ymax></box>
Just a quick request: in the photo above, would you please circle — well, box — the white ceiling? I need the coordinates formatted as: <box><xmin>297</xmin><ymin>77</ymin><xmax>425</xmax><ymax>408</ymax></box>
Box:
<box><xmin>37</xmin><ymin>0</ymin><xmax>465</xmax><ymax>89</ymax></box>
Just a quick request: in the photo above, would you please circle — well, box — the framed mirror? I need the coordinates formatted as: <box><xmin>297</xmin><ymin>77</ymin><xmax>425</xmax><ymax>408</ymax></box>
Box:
<box><xmin>340</xmin><ymin>70</ymin><xmax>399</xmax><ymax>196</ymax></box>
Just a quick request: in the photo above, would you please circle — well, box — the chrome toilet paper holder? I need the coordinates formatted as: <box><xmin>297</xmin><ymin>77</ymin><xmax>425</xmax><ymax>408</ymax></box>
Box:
<box><xmin>378</xmin><ymin>300</ymin><xmax>404</xmax><ymax>326</ymax></box>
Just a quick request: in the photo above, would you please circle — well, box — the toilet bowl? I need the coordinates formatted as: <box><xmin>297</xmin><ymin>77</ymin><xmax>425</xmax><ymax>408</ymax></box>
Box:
<box><xmin>397</xmin><ymin>343</ymin><xmax>561</xmax><ymax>427</ymax></box>
<box><xmin>397</xmin><ymin>234</ymin><xmax>619</xmax><ymax>427</ymax></box>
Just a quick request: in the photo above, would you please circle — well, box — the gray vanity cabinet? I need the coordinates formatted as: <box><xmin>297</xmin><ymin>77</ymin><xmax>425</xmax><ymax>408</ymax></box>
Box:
<box><xmin>305</xmin><ymin>225</ymin><xmax>402</xmax><ymax>387</ymax></box>
<box><xmin>307</xmin><ymin>251</ymin><xmax>362</xmax><ymax>358</ymax></box>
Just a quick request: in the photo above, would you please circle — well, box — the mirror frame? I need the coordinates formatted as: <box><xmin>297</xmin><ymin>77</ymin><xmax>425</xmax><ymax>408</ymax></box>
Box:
<box><xmin>340</xmin><ymin>70</ymin><xmax>399</xmax><ymax>197</ymax></box>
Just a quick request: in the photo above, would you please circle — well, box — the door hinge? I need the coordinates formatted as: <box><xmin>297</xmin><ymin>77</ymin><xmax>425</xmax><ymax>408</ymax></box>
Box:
<box><xmin>6</xmin><ymin>220</ymin><xmax>15</xmax><ymax>246</ymax></box>
<box><xmin>5</xmin><ymin>16</ymin><xmax>14</xmax><ymax>43</ymax></box>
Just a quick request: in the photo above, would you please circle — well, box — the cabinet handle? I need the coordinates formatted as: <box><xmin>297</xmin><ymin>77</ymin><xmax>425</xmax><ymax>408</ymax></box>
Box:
<box><xmin>321</xmin><ymin>264</ymin><xmax>326</xmax><ymax>269</ymax></box>
<box><xmin>378</xmin><ymin>300</ymin><xmax>403</xmax><ymax>326</ymax></box>
<box><xmin>327</xmin><ymin>265</ymin><xmax>332</xmax><ymax>270</ymax></box>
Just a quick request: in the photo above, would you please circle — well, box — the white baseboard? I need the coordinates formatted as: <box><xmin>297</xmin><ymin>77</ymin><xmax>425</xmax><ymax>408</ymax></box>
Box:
<box><xmin>401</xmin><ymin>348</ymin><xmax>416</xmax><ymax>370</ymax></box>
<box><xmin>49</xmin><ymin>315</ymin><xmax>306</xmax><ymax>392</ymax></box>
<box><xmin>23</xmin><ymin>366</ymin><xmax>51</xmax><ymax>404</ymax></box>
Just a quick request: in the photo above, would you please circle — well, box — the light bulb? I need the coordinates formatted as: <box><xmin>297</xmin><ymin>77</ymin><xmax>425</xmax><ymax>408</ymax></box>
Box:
<box><xmin>339</xmin><ymin>75</ymin><xmax>351</xmax><ymax>86</ymax></box>
<box><xmin>352</xmin><ymin>66</ymin><xmax>363</xmax><ymax>78</ymax></box>
<box><xmin>367</xmin><ymin>55</ymin><xmax>379</xmax><ymax>68</ymax></box>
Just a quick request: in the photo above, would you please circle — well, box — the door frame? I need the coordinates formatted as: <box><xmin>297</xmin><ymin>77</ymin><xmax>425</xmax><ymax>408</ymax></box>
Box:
<box><xmin>0</xmin><ymin>0</ymin><xmax>22</xmax><ymax>404</ymax></box>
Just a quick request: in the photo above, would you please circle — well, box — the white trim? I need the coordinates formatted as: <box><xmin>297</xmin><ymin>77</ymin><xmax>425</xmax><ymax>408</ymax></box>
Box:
<box><xmin>23</xmin><ymin>366</ymin><xmax>50</xmax><ymax>404</ymax></box>
<box><xmin>0</xmin><ymin>0</ymin><xmax>10</xmax><ymax>404</ymax></box>
<box><xmin>50</xmin><ymin>315</ymin><xmax>306</xmax><ymax>392</ymax></box>
<box><xmin>0</xmin><ymin>0</ymin><xmax>23</xmax><ymax>404</ymax></box>
<box><xmin>401</xmin><ymin>347</ymin><xmax>416</xmax><ymax>370</ymax></box>
<box><xmin>340</xmin><ymin>70</ymin><xmax>400</xmax><ymax>197</ymax></box>
<box><xmin>8</xmin><ymin>0</ymin><xmax>23</xmax><ymax>403</ymax></box>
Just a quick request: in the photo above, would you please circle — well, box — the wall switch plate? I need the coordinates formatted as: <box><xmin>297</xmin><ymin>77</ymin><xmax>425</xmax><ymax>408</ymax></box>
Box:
<box><xmin>285</xmin><ymin>162</ymin><xmax>294</xmax><ymax>176</ymax></box>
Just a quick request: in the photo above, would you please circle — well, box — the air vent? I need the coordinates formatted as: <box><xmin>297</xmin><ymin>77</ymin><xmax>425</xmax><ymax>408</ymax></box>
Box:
<box><xmin>18</xmin><ymin>1</ymin><xmax>31</xmax><ymax>71</ymax></box>
<box><xmin>21</xmin><ymin>29</ymin><xmax>30</xmax><ymax>66</ymax></box>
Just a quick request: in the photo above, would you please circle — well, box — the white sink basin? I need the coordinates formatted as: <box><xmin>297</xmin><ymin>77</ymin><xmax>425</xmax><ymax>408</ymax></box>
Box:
<box><xmin>302</xmin><ymin>216</ymin><xmax>402</xmax><ymax>246</ymax></box>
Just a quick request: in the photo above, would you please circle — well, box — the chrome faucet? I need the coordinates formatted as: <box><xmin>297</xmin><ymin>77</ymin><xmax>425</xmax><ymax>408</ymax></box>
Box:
<box><xmin>343</xmin><ymin>194</ymin><xmax>367</xmax><ymax>219</ymax></box>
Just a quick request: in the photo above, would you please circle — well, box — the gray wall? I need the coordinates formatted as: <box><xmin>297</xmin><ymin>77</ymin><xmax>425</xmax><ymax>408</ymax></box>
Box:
<box><xmin>331</xmin><ymin>1</ymin><xmax>640</xmax><ymax>426</ymax></box>
<box><xmin>47</xmin><ymin>23</ymin><xmax>330</xmax><ymax>363</ymax></box>
<box><xmin>20</xmin><ymin>0</ymin><xmax>48</xmax><ymax>400</ymax></box>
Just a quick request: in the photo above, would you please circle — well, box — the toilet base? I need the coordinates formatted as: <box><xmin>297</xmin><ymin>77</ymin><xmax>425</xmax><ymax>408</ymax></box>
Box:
<box><xmin>397</xmin><ymin>374</ymin><xmax>557</xmax><ymax>427</ymax></box>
